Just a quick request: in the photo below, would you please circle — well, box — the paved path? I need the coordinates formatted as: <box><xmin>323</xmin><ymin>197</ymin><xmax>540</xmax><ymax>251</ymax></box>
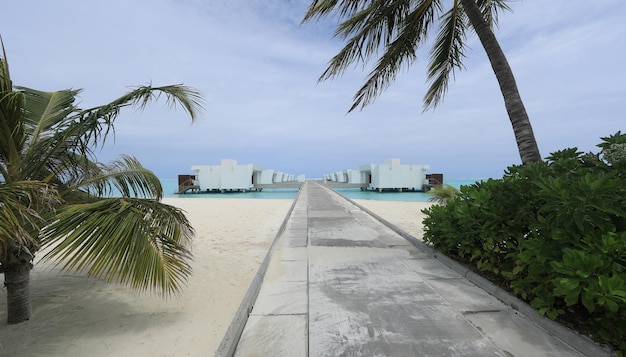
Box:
<box><xmin>217</xmin><ymin>181</ymin><xmax>609</xmax><ymax>356</ymax></box>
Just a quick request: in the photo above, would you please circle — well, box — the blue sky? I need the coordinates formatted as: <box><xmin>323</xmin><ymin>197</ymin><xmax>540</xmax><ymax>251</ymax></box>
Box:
<box><xmin>2</xmin><ymin>0</ymin><xmax>624</xmax><ymax>179</ymax></box>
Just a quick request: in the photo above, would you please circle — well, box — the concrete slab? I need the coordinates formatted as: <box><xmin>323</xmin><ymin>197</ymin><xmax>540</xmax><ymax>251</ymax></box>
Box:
<box><xmin>309</xmin><ymin>246</ymin><xmax>426</xmax><ymax>285</ymax></box>
<box><xmin>280</xmin><ymin>247</ymin><xmax>307</xmax><ymax>261</ymax></box>
<box><xmin>309</xmin><ymin>266</ymin><xmax>502</xmax><ymax>356</ymax></box>
<box><xmin>403</xmin><ymin>257</ymin><xmax>464</xmax><ymax>280</ymax></box>
<box><xmin>234</xmin><ymin>315</ymin><xmax>306</xmax><ymax>357</ymax></box>
<box><xmin>249</xmin><ymin>281</ymin><xmax>307</xmax><ymax>315</ymax></box>
<box><xmin>282</xmin><ymin>236</ymin><xmax>307</xmax><ymax>248</ymax></box>
<box><xmin>427</xmin><ymin>278</ymin><xmax>507</xmax><ymax>312</ymax></box>
<box><xmin>264</xmin><ymin>259</ymin><xmax>307</xmax><ymax>282</ymax></box>
<box><xmin>308</xmin><ymin>209</ymin><xmax>351</xmax><ymax>218</ymax></box>
<box><xmin>464</xmin><ymin>310</ymin><xmax>585</xmax><ymax>356</ymax></box>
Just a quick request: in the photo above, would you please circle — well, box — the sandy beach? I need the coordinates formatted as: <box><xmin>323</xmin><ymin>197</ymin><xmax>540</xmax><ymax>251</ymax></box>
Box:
<box><xmin>0</xmin><ymin>197</ymin><xmax>431</xmax><ymax>356</ymax></box>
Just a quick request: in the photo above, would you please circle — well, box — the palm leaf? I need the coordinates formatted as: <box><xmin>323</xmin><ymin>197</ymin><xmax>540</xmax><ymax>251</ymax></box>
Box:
<box><xmin>75</xmin><ymin>84</ymin><xmax>204</xmax><ymax>149</ymax></box>
<box><xmin>0</xmin><ymin>181</ymin><xmax>58</xmax><ymax>255</ymax></box>
<box><xmin>349</xmin><ymin>1</ymin><xmax>439</xmax><ymax>111</ymax></box>
<box><xmin>306</xmin><ymin>0</ymin><xmax>440</xmax><ymax>112</ymax></box>
<box><xmin>16</xmin><ymin>87</ymin><xmax>82</xmax><ymax>181</ymax></box>
<box><xmin>475</xmin><ymin>0</ymin><xmax>512</xmax><ymax>26</ymax></box>
<box><xmin>60</xmin><ymin>155</ymin><xmax>163</xmax><ymax>200</ymax></box>
<box><xmin>0</xmin><ymin>39</ymin><xmax>26</xmax><ymax>178</ymax></box>
<box><xmin>303</xmin><ymin>0</ymin><xmax>366</xmax><ymax>21</ymax></box>
<box><xmin>18</xmin><ymin>87</ymin><xmax>79</xmax><ymax>146</ymax></box>
<box><xmin>424</xmin><ymin>5</ymin><xmax>467</xmax><ymax>109</ymax></box>
<box><xmin>40</xmin><ymin>198</ymin><xmax>194</xmax><ymax>296</ymax></box>
<box><xmin>427</xmin><ymin>183</ymin><xmax>459</xmax><ymax>204</ymax></box>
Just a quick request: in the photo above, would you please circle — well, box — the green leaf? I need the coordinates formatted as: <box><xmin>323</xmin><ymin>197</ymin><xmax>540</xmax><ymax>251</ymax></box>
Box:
<box><xmin>581</xmin><ymin>293</ymin><xmax>596</xmax><ymax>313</ymax></box>
<box><xmin>558</xmin><ymin>278</ymin><xmax>580</xmax><ymax>291</ymax></box>
<box><xmin>40</xmin><ymin>198</ymin><xmax>194</xmax><ymax>297</ymax></box>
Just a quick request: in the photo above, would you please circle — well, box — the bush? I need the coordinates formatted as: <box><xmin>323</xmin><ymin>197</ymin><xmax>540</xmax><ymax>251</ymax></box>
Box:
<box><xmin>422</xmin><ymin>133</ymin><xmax>626</xmax><ymax>352</ymax></box>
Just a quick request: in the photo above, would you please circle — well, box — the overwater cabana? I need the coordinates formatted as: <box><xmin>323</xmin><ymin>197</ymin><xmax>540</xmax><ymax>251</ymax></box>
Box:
<box><xmin>323</xmin><ymin>159</ymin><xmax>437</xmax><ymax>192</ymax></box>
<box><xmin>359</xmin><ymin>159</ymin><xmax>430</xmax><ymax>192</ymax></box>
<box><xmin>179</xmin><ymin>159</ymin><xmax>302</xmax><ymax>193</ymax></box>
<box><xmin>189</xmin><ymin>159</ymin><xmax>262</xmax><ymax>193</ymax></box>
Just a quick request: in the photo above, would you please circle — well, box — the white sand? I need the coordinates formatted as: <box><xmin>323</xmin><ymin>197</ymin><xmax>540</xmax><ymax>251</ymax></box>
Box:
<box><xmin>353</xmin><ymin>199</ymin><xmax>432</xmax><ymax>239</ymax></box>
<box><xmin>0</xmin><ymin>197</ymin><xmax>431</xmax><ymax>356</ymax></box>
<box><xmin>0</xmin><ymin>198</ymin><xmax>292</xmax><ymax>356</ymax></box>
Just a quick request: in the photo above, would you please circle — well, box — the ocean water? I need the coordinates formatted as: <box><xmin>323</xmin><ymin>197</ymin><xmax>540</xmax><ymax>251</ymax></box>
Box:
<box><xmin>160</xmin><ymin>178</ymin><xmax>485</xmax><ymax>202</ymax></box>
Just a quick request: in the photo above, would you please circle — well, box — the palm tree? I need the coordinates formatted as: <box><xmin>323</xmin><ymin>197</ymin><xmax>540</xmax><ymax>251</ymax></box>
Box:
<box><xmin>0</xmin><ymin>39</ymin><xmax>204</xmax><ymax>324</ymax></box>
<box><xmin>303</xmin><ymin>0</ymin><xmax>541</xmax><ymax>164</ymax></box>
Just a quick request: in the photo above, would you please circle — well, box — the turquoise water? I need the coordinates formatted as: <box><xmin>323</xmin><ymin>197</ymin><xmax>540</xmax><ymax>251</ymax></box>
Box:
<box><xmin>160</xmin><ymin>178</ymin><xmax>484</xmax><ymax>202</ymax></box>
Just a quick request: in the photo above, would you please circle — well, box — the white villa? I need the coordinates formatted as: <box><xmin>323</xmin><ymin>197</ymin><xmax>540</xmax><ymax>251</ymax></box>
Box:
<box><xmin>324</xmin><ymin>159</ymin><xmax>432</xmax><ymax>192</ymax></box>
<box><xmin>185</xmin><ymin>159</ymin><xmax>298</xmax><ymax>193</ymax></box>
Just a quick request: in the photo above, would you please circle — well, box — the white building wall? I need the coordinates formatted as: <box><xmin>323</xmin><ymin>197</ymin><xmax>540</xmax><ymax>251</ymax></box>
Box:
<box><xmin>346</xmin><ymin>169</ymin><xmax>362</xmax><ymax>184</ymax></box>
<box><xmin>359</xmin><ymin>160</ymin><xmax>430</xmax><ymax>191</ymax></box>
<box><xmin>221</xmin><ymin>163</ymin><xmax>254</xmax><ymax>190</ymax></box>
<box><xmin>191</xmin><ymin>165</ymin><xmax>221</xmax><ymax>191</ymax></box>
<box><xmin>191</xmin><ymin>160</ymin><xmax>264</xmax><ymax>191</ymax></box>
<box><xmin>259</xmin><ymin>169</ymin><xmax>274</xmax><ymax>184</ymax></box>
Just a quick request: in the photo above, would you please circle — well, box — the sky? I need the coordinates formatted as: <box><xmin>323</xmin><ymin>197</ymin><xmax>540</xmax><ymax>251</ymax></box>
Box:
<box><xmin>2</xmin><ymin>0</ymin><xmax>624</xmax><ymax>179</ymax></box>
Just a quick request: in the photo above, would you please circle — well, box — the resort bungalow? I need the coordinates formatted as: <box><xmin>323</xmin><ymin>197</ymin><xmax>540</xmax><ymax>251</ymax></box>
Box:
<box><xmin>190</xmin><ymin>159</ymin><xmax>262</xmax><ymax>193</ymax></box>
<box><xmin>359</xmin><ymin>159</ymin><xmax>430</xmax><ymax>192</ymax></box>
<box><xmin>335</xmin><ymin>171</ymin><xmax>347</xmax><ymax>183</ymax></box>
<box><xmin>180</xmin><ymin>159</ymin><xmax>303</xmax><ymax>193</ymax></box>
<box><xmin>321</xmin><ymin>159</ymin><xmax>436</xmax><ymax>191</ymax></box>
<box><xmin>258</xmin><ymin>169</ymin><xmax>275</xmax><ymax>185</ymax></box>
<box><xmin>344</xmin><ymin>169</ymin><xmax>362</xmax><ymax>184</ymax></box>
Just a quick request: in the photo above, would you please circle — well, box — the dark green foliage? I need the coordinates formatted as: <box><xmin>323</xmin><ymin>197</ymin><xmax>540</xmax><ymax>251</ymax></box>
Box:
<box><xmin>422</xmin><ymin>133</ymin><xmax>626</xmax><ymax>352</ymax></box>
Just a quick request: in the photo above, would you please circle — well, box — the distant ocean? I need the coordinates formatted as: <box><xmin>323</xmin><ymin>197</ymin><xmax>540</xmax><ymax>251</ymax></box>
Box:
<box><xmin>159</xmin><ymin>178</ymin><xmax>486</xmax><ymax>202</ymax></box>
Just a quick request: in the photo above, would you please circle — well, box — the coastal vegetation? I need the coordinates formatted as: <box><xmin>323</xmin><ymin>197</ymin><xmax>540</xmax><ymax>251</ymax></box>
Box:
<box><xmin>0</xmin><ymin>40</ymin><xmax>204</xmax><ymax>324</ymax></box>
<box><xmin>422</xmin><ymin>133</ymin><xmax>626</xmax><ymax>353</ymax></box>
<box><xmin>303</xmin><ymin>0</ymin><xmax>541</xmax><ymax>164</ymax></box>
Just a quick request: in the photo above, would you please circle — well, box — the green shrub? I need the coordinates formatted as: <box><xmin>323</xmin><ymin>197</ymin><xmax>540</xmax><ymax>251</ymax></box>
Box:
<box><xmin>422</xmin><ymin>132</ymin><xmax>626</xmax><ymax>352</ymax></box>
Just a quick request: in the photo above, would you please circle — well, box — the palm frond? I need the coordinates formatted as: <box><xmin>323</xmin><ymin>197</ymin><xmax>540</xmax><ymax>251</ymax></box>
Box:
<box><xmin>76</xmin><ymin>84</ymin><xmax>204</xmax><ymax>149</ymax></box>
<box><xmin>303</xmin><ymin>0</ymin><xmax>367</xmax><ymax>22</ymax></box>
<box><xmin>14</xmin><ymin>88</ymin><xmax>84</xmax><ymax>180</ymax></box>
<box><xmin>18</xmin><ymin>87</ymin><xmax>79</xmax><ymax>145</ymax></box>
<box><xmin>427</xmin><ymin>183</ymin><xmax>459</xmax><ymax>204</ymax></box>
<box><xmin>0</xmin><ymin>36</ymin><xmax>12</xmax><ymax>93</ymax></box>
<box><xmin>40</xmin><ymin>198</ymin><xmax>194</xmax><ymax>296</ymax></box>
<box><xmin>0</xmin><ymin>181</ymin><xmax>59</xmax><ymax>255</ymax></box>
<box><xmin>307</xmin><ymin>0</ymin><xmax>441</xmax><ymax>112</ymax></box>
<box><xmin>60</xmin><ymin>155</ymin><xmax>163</xmax><ymax>200</ymax></box>
<box><xmin>348</xmin><ymin>1</ymin><xmax>439</xmax><ymax>111</ymax></box>
<box><xmin>0</xmin><ymin>90</ymin><xmax>25</xmax><ymax>176</ymax></box>
<box><xmin>316</xmin><ymin>0</ymin><xmax>421</xmax><ymax>79</ymax></box>
<box><xmin>0</xmin><ymin>39</ymin><xmax>26</xmax><ymax>177</ymax></box>
<box><xmin>475</xmin><ymin>0</ymin><xmax>512</xmax><ymax>27</ymax></box>
<box><xmin>424</xmin><ymin>5</ymin><xmax>467</xmax><ymax>109</ymax></box>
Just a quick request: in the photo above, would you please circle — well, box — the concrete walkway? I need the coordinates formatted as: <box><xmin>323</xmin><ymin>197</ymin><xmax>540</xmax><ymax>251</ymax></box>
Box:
<box><xmin>217</xmin><ymin>181</ymin><xmax>610</xmax><ymax>356</ymax></box>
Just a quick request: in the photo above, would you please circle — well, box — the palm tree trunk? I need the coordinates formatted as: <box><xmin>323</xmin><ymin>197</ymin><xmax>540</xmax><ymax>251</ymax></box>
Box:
<box><xmin>3</xmin><ymin>261</ymin><xmax>32</xmax><ymax>324</ymax></box>
<box><xmin>461</xmin><ymin>0</ymin><xmax>542</xmax><ymax>164</ymax></box>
